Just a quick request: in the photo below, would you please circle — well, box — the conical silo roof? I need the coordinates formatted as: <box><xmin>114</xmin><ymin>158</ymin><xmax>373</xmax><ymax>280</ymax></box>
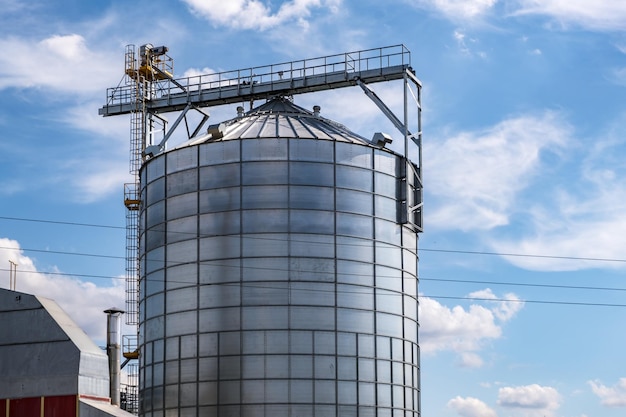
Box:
<box><xmin>203</xmin><ymin>97</ymin><xmax>371</xmax><ymax>144</ymax></box>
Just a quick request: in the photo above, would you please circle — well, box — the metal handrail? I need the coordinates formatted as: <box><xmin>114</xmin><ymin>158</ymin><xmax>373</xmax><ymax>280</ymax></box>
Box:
<box><xmin>105</xmin><ymin>45</ymin><xmax>410</xmax><ymax>107</ymax></box>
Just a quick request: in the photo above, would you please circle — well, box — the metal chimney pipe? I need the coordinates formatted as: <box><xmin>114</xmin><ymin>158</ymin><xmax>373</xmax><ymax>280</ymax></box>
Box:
<box><xmin>104</xmin><ymin>307</ymin><xmax>125</xmax><ymax>406</ymax></box>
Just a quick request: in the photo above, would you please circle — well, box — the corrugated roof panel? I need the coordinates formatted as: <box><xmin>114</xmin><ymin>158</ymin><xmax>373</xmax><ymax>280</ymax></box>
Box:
<box><xmin>296</xmin><ymin>118</ymin><xmax>333</xmax><ymax>140</ymax></box>
<box><xmin>80</xmin><ymin>398</ymin><xmax>136</xmax><ymax>416</ymax></box>
<box><xmin>288</xmin><ymin>117</ymin><xmax>316</xmax><ymax>139</ymax></box>
<box><xmin>277</xmin><ymin>115</ymin><xmax>298</xmax><ymax>138</ymax></box>
<box><xmin>236</xmin><ymin>114</ymin><xmax>265</xmax><ymax>138</ymax></box>
<box><xmin>258</xmin><ymin>114</ymin><xmax>278</xmax><ymax>138</ymax></box>
<box><xmin>209</xmin><ymin>97</ymin><xmax>371</xmax><ymax>144</ymax></box>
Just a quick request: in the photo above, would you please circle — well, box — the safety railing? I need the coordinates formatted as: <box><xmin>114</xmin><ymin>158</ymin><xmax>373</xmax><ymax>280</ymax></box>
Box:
<box><xmin>104</xmin><ymin>45</ymin><xmax>410</xmax><ymax>108</ymax></box>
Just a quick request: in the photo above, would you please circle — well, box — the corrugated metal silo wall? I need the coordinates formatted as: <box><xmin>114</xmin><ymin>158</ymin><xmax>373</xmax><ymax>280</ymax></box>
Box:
<box><xmin>138</xmin><ymin>135</ymin><xmax>420</xmax><ymax>417</ymax></box>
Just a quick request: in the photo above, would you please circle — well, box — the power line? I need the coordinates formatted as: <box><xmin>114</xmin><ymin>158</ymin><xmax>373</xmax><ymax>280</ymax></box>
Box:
<box><xmin>0</xmin><ymin>257</ymin><xmax>623</xmax><ymax>307</ymax></box>
<box><xmin>426</xmin><ymin>295</ymin><xmax>626</xmax><ymax>308</ymax></box>
<box><xmin>1</xmin><ymin>271</ymin><xmax>621</xmax><ymax>308</ymax></box>
<box><xmin>0</xmin><ymin>246</ymin><xmax>123</xmax><ymax>260</ymax></box>
<box><xmin>2</xmin><ymin>263</ymin><xmax>626</xmax><ymax>295</ymax></box>
<box><xmin>2</xmin><ymin>217</ymin><xmax>626</xmax><ymax>311</ymax></box>
<box><xmin>420</xmin><ymin>248</ymin><xmax>626</xmax><ymax>264</ymax></box>
<box><xmin>0</xmin><ymin>215</ymin><xmax>124</xmax><ymax>230</ymax></box>
<box><xmin>0</xmin><ymin>268</ymin><xmax>121</xmax><ymax>281</ymax></box>
<box><xmin>420</xmin><ymin>277</ymin><xmax>626</xmax><ymax>292</ymax></box>
<box><xmin>3</xmin><ymin>214</ymin><xmax>626</xmax><ymax>264</ymax></box>
<box><xmin>3</xmin><ymin>238</ymin><xmax>626</xmax><ymax>265</ymax></box>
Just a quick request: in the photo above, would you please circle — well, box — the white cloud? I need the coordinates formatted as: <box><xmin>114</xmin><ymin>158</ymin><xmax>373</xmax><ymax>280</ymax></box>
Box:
<box><xmin>182</xmin><ymin>67</ymin><xmax>218</xmax><ymax>79</ymax></box>
<box><xmin>468</xmin><ymin>288</ymin><xmax>524</xmax><ymax>321</ymax></box>
<box><xmin>179</xmin><ymin>66</ymin><xmax>238</xmax><ymax>93</ymax></box>
<box><xmin>182</xmin><ymin>0</ymin><xmax>341</xmax><ymax>31</ymax></box>
<box><xmin>51</xmin><ymin>101</ymin><xmax>132</xmax><ymax>203</ymax></box>
<box><xmin>413</xmin><ymin>0</ymin><xmax>497</xmax><ymax>20</ymax></box>
<box><xmin>419</xmin><ymin>289</ymin><xmax>522</xmax><ymax>365</ymax></box>
<box><xmin>589</xmin><ymin>378</ymin><xmax>626</xmax><ymax>407</ymax></box>
<box><xmin>610</xmin><ymin>66</ymin><xmax>626</xmax><ymax>87</ymax></box>
<box><xmin>40</xmin><ymin>34</ymin><xmax>87</xmax><ymax>60</ymax></box>
<box><xmin>454</xmin><ymin>30</ymin><xmax>472</xmax><ymax>55</ymax></box>
<box><xmin>0</xmin><ymin>0</ymin><xmax>33</xmax><ymax>13</ymax></box>
<box><xmin>0</xmin><ymin>31</ymin><xmax>135</xmax><ymax>203</ymax></box>
<box><xmin>458</xmin><ymin>352</ymin><xmax>485</xmax><ymax>368</ymax></box>
<box><xmin>493</xmin><ymin>129</ymin><xmax>626</xmax><ymax>271</ymax></box>
<box><xmin>62</xmin><ymin>100</ymin><xmax>129</xmax><ymax>140</ymax></box>
<box><xmin>72</xmin><ymin>163</ymin><xmax>134</xmax><ymax>204</ymax></box>
<box><xmin>0</xmin><ymin>34</ymin><xmax>119</xmax><ymax>94</ymax></box>
<box><xmin>425</xmin><ymin>112</ymin><xmax>569</xmax><ymax>232</ymax></box>
<box><xmin>0</xmin><ymin>238</ymin><xmax>128</xmax><ymax>344</ymax></box>
<box><xmin>451</xmin><ymin>29</ymin><xmax>488</xmax><ymax>59</ymax></box>
<box><xmin>513</xmin><ymin>0</ymin><xmax>626</xmax><ymax>31</ymax></box>
<box><xmin>420</xmin><ymin>296</ymin><xmax>500</xmax><ymax>353</ymax></box>
<box><xmin>448</xmin><ymin>396</ymin><xmax>498</xmax><ymax>417</ymax></box>
<box><xmin>497</xmin><ymin>384</ymin><xmax>561</xmax><ymax>416</ymax></box>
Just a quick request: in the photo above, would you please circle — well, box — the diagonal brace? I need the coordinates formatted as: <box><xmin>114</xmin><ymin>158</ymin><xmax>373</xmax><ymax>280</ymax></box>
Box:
<box><xmin>356</xmin><ymin>79</ymin><xmax>418</xmax><ymax>146</ymax></box>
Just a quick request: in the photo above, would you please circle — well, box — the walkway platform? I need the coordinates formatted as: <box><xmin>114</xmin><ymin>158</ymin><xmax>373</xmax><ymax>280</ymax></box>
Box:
<box><xmin>99</xmin><ymin>45</ymin><xmax>413</xmax><ymax>116</ymax></box>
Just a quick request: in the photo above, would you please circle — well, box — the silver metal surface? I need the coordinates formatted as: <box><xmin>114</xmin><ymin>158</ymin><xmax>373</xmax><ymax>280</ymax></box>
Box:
<box><xmin>0</xmin><ymin>289</ymin><xmax>110</xmax><ymax>399</ymax></box>
<box><xmin>105</xmin><ymin>308</ymin><xmax>125</xmax><ymax>406</ymax></box>
<box><xmin>81</xmin><ymin>398</ymin><xmax>138</xmax><ymax>416</ymax></box>
<box><xmin>137</xmin><ymin>99</ymin><xmax>421</xmax><ymax>417</ymax></box>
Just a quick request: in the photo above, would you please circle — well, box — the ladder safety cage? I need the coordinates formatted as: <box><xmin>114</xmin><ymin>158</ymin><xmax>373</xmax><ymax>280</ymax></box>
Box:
<box><xmin>122</xmin><ymin>43</ymin><xmax>174</xmax><ymax>326</ymax></box>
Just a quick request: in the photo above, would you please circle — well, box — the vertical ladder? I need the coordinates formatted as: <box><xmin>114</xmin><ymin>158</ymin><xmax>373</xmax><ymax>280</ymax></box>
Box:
<box><xmin>121</xmin><ymin>334</ymin><xmax>139</xmax><ymax>414</ymax></box>
<box><xmin>124</xmin><ymin>184</ymin><xmax>140</xmax><ymax>325</ymax></box>
<box><xmin>124</xmin><ymin>45</ymin><xmax>144</xmax><ymax>326</ymax></box>
<box><xmin>120</xmin><ymin>362</ymin><xmax>139</xmax><ymax>414</ymax></box>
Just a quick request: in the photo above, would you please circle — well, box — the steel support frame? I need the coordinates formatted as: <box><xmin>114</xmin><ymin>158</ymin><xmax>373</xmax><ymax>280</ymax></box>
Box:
<box><xmin>103</xmin><ymin>43</ymin><xmax>423</xmax><ymax>417</ymax></box>
<box><xmin>357</xmin><ymin>68</ymin><xmax>422</xmax><ymax>232</ymax></box>
<box><xmin>403</xmin><ymin>68</ymin><xmax>423</xmax><ymax>233</ymax></box>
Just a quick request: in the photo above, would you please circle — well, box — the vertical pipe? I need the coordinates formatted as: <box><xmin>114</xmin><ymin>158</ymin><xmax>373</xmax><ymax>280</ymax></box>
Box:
<box><xmin>403</xmin><ymin>69</ymin><xmax>409</xmax><ymax>159</ymax></box>
<box><xmin>8</xmin><ymin>261</ymin><xmax>17</xmax><ymax>291</ymax></box>
<box><xmin>104</xmin><ymin>308</ymin><xmax>125</xmax><ymax>407</ymax></box>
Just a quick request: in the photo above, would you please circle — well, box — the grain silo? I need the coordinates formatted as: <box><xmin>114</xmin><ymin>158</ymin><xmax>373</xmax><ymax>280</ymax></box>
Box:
<box><xmin>100</xmin><ymin>45</ymin><xmax>422</xmax><ymax>417</ymax></box>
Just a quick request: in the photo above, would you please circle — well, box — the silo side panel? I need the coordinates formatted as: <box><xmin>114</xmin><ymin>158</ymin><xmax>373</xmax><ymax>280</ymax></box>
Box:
<box><xmin>138</xmin><ymin>100</ymin><xmax>420</xmax><ymax>417</ymax></box>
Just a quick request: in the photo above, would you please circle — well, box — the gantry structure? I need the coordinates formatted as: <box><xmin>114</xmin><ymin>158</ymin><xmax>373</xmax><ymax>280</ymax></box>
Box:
<box><xmin>99</xmin><ymin>41</ymin><xmax>422</xmax><ymax>339</ymax></box>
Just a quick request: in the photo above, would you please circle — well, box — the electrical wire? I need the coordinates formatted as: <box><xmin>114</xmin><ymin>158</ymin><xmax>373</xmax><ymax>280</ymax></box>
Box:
<box><xmin>0</xmin><ymin>245</ymin><xmax>123</xmax><ymax>260</ymax></box>
<box><xmin>1</xmin><ymin>265</ymin><xmax>625</xmax><ymax>294</ymax></box>
<box><xmin>1</xmin><ymin>264</ymin><xmax>625</xmax><ymax>312</ymax></box>
<box><xmin>3</xmin><ymin>216</ymin><xmax>626</xmax><ymax>309</ymax></box>
<box><xmin>0</xmin><ymin>215</ymin><xmax>124</xmax><ymax>230</ymax></box>
<box><xmin>426</xmin><ymin>295</ymin><xmax>626</xmax><ymax>308</ymax></box>
<box><xmin>419</xmin><ymin>248</ymin><xmax>626</xmax><ymax>264</ymax></box>
<box><xmin>3</xmin><ymin>214</ymin><xmax>626</xmax><ymax>264</ymax></box>
<box><xmin>419</xmin><ymin>277</ymin><xmax>626</xmax><ymax>292</ymax></box>
<box><xmin>3</xmin><ymin>238</ymin><xmax>626</xmax><ymax>265</ymax></box>
<box><xmin>0</xmin><ymin>268</ymin><xmax>120</xmax><ymax>281</ymax></box>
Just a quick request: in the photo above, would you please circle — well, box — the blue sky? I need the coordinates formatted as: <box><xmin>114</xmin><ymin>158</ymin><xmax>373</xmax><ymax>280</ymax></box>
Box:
<box><xmin>1</xmin><ymin>0</ymin><xmax>626</xmax><ymax>416</ymax></box>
